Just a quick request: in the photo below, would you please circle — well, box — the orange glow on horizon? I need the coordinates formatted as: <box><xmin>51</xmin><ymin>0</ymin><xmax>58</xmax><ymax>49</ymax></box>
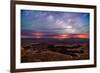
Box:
<box><xmin>53</xmin><ymin>34</ymin><xmax>70</xmax><ymax>40</ymax></box>
<box><xmin>32</xmin><ymin>32</ymin><xmax>44</xmax><ymax>38</ymax></box>
<box><xmin>32</xmin><ymin>32</ymin><xmax>44</xmax><ymax>35</ymax></box>
<box><xmin>75</xmin><ymin>34</ymin><xmax>89</xmax><ymax>38</ymax></box>
<box><xmin>53</xmin><ymin>34</ymin><xmax>89</xmax><ymax>40</ymax></box>
<box><xmin>32</xmin><ymin>32</ymin><xmax>89</xmax><ymax>39</ymax></box>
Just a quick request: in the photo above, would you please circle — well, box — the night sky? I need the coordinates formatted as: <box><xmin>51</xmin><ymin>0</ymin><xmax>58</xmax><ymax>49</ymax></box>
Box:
<box><xmin>21</xmin><ymin>10</ymin><xmax>90</xmax><ymax>39</ymax></box>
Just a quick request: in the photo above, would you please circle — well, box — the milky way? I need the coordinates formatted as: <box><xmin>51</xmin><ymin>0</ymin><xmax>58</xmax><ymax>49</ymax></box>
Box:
<box><xmin>21</xmin><ymin>10</ymin><xmax>90</xmax><ymax>38</ymax></box>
